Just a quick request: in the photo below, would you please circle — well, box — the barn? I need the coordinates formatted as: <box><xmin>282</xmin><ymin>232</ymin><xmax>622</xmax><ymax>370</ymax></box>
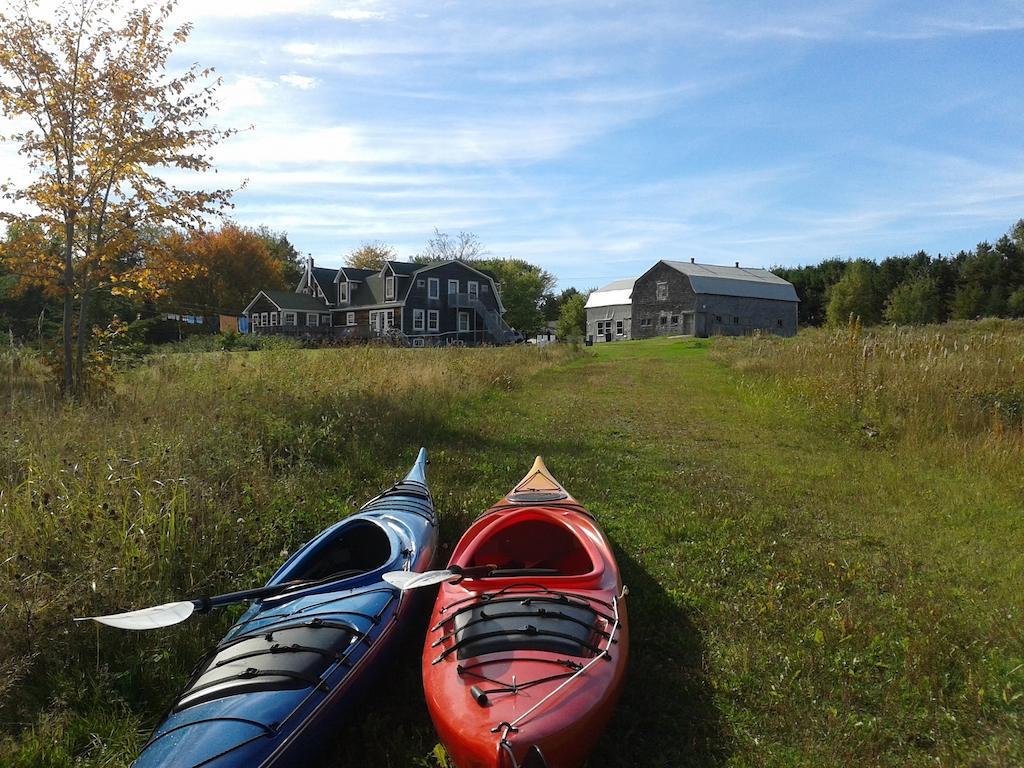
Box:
<box><xmin>585</xmin><ymin>278</ymin><xmax>636</xmax><ymax>342</ymax></box>
<box><xmin>631</xmin><ymin>260</ymin><xmax>798</xmax><ymax>338</ymax></box>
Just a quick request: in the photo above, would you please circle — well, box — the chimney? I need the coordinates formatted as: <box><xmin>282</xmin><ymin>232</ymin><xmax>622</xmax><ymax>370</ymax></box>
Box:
<box><xmin>735</xmin><ymin>261</ymin><xmax>740</xmax><ymax>268</ymax></box>
<box><xmin>690</xmin><ymin>257</ymin><xmax>695</xmax><ymax>263</ymax></box>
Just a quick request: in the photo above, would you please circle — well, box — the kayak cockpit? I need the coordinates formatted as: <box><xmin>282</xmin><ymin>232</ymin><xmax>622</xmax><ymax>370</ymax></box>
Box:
<box><xmin>463</xmin><ymin>516</ymin><xmax>594</xmax><ymax>578</ymax></box>
<box><xmin>283</xmin><ymin>519</ymin><xmax>395</xmax><ymax>582</ymax></box>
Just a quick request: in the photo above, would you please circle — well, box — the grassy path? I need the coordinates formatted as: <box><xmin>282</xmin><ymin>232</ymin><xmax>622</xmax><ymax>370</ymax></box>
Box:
<box><xmin>340</xmin><ymin>337</ymin><xmax>1021</xmax><ymax>767</ymax></box>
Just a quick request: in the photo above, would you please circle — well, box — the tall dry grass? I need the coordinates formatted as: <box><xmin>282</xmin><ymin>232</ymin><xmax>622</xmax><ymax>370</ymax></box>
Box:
<box><xmin>0</xmin><ymin>343</ymin><xmax>575</xmax><ymax>763</ymax></box>
<box><xmin>714</xmin><ymin>319</ymin><xmax>1024</xmax><ymax>453</ymax></box>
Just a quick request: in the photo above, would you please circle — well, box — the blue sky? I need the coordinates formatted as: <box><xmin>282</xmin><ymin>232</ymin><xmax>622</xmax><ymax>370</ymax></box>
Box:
<box><xmin>10</xmin><ymin>0</ymin><xmax>1024</xmax><ymax>290</ymax></box>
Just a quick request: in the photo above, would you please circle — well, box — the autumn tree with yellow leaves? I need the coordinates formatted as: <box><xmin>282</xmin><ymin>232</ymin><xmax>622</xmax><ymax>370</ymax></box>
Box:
<box><xmin>0</xmin><ymin>0</ymin><xmax>234</xmax><ymax>395</ymax></box>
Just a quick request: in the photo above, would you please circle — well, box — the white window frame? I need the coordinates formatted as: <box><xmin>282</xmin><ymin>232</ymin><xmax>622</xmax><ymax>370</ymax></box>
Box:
<box><xmin>467</xmin><ymin>281</ymin><xmax>479</xmax><ymax>300</ymax></box>
<box><xmin>413</xmin><ymin>308</ymin><xmax>425</xmax><ymax>331</ymax></box>
<box><xmin>384</xmin><ymin>312</ymin><xmax>395</xmax><ymax>329</ymax></box>
<box><xmin>428</xmin><ymin>277</ymin><xmax>439</xmax><ymax>299</ymax></box>
<box><xmin>252</xmin><ymin>314</ymin><xmax>260</xmax><ymax>327</ymax></box>
<box><xmin>385</xmin><ymin>276</ymin><xmax>396</xmax><ymax>301</ymax></box>
<box><xmin>338</xmin><ymin>281</ymin><xmax>349</xmax><ymax>303</ymax></box>
<box><xmin>448</xmin><ymin>278</ymin><xmax>459</xmax><ymax>296</ymax></box>
<box><xmin>346</xmin><ymin>311</ymin><xmax>356</xmax><ymax>326</ymax></box>
<box><xmin>616</xmin><ymin>320</ymin><xmax>624</xmax><ymax>335</ymax></box>
<box><xmin>458</xmin><ymin>311</ymin><xmax>470</xmax><ymax>332</ymax></box>
<box><xmin>283</xmin><ymin>312</ymin><xmax>296</xmax><ymax>326</ymax></box>
<box><xmin>308</xmin><ymin>313</ymin><xmax>319</xmax><ymax>327</ymax></box>
<box><xmin>427</xmin><ymin>309</ymin><xmax>439</xmax><ymax>331</ymax></box>
<box><xmin>263</xmin><ymin>312</ymin><xmax>271</xmax><ymax>326</ymax></box>
<box><xmin>656</xmin><ymin>281</ymin><xmax>668</xmax><ymax>301</ymax></box>
<box><xmin>321</xmin><ymin>314</ymin><xmax>330</xmax><ymax>326</ymax></box>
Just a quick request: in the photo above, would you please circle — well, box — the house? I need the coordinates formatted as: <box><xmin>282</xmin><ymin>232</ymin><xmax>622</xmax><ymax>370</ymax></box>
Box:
<box><xmin>243</xmin><ymin>257</ymin><xmax>517</xmax><ymax>345</ymax></box>
<box><xmin>585</xmin><ymin>278</ymin><xmax>636</xmax><ymax>342</ymax></box>
<box><xmin>631</xmin><ymin>259</ymin><xmax>798</xmax><ymax>338</ymax></box>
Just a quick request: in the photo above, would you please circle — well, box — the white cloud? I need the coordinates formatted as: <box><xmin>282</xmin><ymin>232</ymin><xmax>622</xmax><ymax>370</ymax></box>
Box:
<box><xmin>279</xmin><ymin>74</ymin><xmax>317</xmax><ymax>90</ymax></box>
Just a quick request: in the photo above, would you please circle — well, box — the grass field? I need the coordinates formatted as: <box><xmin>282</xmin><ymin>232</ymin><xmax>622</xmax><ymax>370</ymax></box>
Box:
<box><xmin>1</xmin><ymin>330</ymin><xmax>1021</xmax><ymax>766</ymax></box>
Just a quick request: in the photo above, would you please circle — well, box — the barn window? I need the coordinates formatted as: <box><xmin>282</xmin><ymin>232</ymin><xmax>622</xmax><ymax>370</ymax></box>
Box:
<box><xmin>616</xmin><ymin>321</ymin><xmax>623</xmax><ymax>335</ymax></box>
<box><xmin>670</xmin><ymin>315</ymin><xmax>679</xmax><ymax>325</ymax></box>
<box><xmin>428</xmin><ymin>310</ymin><xmax>439</xmax><ymax>331</ymax></box>
<box><xmin>656</xmin><ymin>281</ymin><xmax>668</xmax><ymax>301</ymax></box>
<box><xmin>733</xmin><ymin>316</ymin><xmax>739</xmax><ymax>324</ymax></box>
<box><xmin>413</xmin><ymin>309</ymin><xmax>425</xmax><ymax>331</ymax></box>
<box><xmin>715</xmin><ymin>315</ymin><xmax>722</xmax><ymax>323</ymax></box>
<box><xmin>659</xmin><ymin>315</ymin><xmax>667</xmax><ymax>325</ymax></box>
<box><xmin>346</xmin><ymin>312</ymin><xmax>355</xmax><ymax>326</ymax></box>
<box><xmin>777</xmin><ymin>319</ymin><xmax>783</xmax><ymax>327</ymax></box>
<box><xmin>428</xmin><ymin>278</ymin><xmax>439</xmax><ymax>299</ymax></box>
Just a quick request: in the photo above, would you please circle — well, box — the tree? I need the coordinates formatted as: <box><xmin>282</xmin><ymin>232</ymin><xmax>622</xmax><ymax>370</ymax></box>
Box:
<box><xmin>477</xmin><ymin>258</ymin><xmax>555</xmax><ymax>337</ymax></box>
<box><xmin>166</xmin><ymin>223</ymin><xmax>287</xmax><ymax>314</ymax></box>
<box><xmin>253</xmin><ymin>226</ymin><xmax>302</xmax><ymax>285</ymax></box>
<box><xmin>0</xmin><ymin>0</ymin><xmax>233</xmax><ymax>394</ymax></box>
<box><xmin>1007</xmin><ymin>287</ymin><xmax>1024</xmax><ymax>318</ymax></box>
<box><xmin>826</xmin><ymin>260</ymin><xmax>881</xmax><ymax>326</ymax></box>
<box><xmin>556</xmin><ymin>292</ymin><xmax>587</xmax><ymax>340</ymax></box>
<box><xmin>346</xmin><ymin>241</ymin><xmax>397</xmax><ymax>271</ymax></box>
<box><xmin>416</xmin><ymin>228</ymin><xmax>488</xmax><ymax>263</ymax></box>
<box><xmin>883</xmin><ymin>275</ymin><xmax>941</xmax><ymax>325</ymax></box>
<box><xmin>542</xmin><ymin>287</ymin><xmax>580</xmax><ymax>322</ymax></box>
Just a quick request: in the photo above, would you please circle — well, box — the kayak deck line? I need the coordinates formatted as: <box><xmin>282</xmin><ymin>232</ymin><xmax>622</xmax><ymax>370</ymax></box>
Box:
<box><xmin>432</xmin><ymin>593</ymin><xmax>617</xmax><ymax>631</ymax></box>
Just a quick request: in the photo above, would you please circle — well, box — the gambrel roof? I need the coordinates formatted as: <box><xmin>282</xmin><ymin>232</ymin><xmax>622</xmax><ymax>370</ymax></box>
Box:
<box><xmin>660</xmin><ymin>261</ymin><xmax>798</xmax><ymax>302</ymax></box>
<box><xmin>585</xmin><ymin>278</ymin><xmax>636</xmax><ymax>309</ymax></box>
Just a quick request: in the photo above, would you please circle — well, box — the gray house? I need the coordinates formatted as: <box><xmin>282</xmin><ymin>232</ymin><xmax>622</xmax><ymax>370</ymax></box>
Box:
<box><xmin>585</xmin><ymin>278</ymin><xmax>636</xmax><ymax>342</ymax></box>
<box><xmin>632</xmin><ymin>260</ymin><xmax>798</xmax><ymax>338</ymax></box>
<box><xmin>243</xmin><ymin>257</ymin><xmax>517</xmax><ymax>345</ymax></box>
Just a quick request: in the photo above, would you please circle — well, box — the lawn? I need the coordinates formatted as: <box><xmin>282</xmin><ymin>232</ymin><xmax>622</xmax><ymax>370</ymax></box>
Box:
<box><xmin>1</xmin><ymin>334</ymin><xmax>1021</xmax><ymax>766</ymax></box>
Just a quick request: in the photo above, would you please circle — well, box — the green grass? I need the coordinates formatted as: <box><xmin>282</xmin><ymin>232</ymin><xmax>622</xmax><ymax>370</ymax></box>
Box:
<box><xmin>1</xmin><ymin>335</ymin><xmax>1021</xmax><ymax>766</ymax></box>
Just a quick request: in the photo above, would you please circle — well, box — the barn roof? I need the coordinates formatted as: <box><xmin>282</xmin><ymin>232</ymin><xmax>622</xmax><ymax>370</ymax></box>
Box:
<box><xmin>585</xmin><ymin>278</ymin><xmax>636</xmax><ymax>309</ymax></box>
<box><xmin>662</xmin><ymin>261</ymin><xmax>798</xmax><ymax>302</ymax></box>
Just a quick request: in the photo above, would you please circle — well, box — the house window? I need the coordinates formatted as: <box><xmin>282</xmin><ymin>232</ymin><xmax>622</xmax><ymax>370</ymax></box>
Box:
<box><xmin>458</xmin><ymin>311</ymin><xmax>470</xmax><ymax>332</ymax></box>
<box><xmin>385</xmin><ymin>276</ymin><xmax>395</xmax><ymax>301</ymax></box>
<box><xmin>468</xmin><ymin>281</ymin><xmax>479</xmax><ymax>300</ymax></box>
<box><xmin>321</xmin><ymin>314</ymin><xmax>330</xmax><ymax>326</ymax></box>
<box><xmin>427</xmin><ymin>310</ymin><xmax>439</xmax><ymax>331</ymax></box>
<box><xmin>777</xmin><ymin>319</ymin><xmax>784</xmax><ymax>327</ymax></box>
<box><xmin>283</xmin><ymin>312</ymin><xmax>297</xmax><ymax>325</ymax></box>
<box><xmin>412</xmin><ymin>338</ymin><xmax>425</xmax><ymax>348</ymax></box>
<box><xmin>339</xmin><ymin>282</ymin><xmax>349</xmax><ymax>303</ymax></box>
<box><xmin>715</xmin><ymin>315</ymin><xmax>722</xmax><ymax>323</ymax></box>
<box><xmin>384</xmin><ymin>312</ymin><xmax>395</xmax><ymax>329</ymax></box>
<box><xmin>448</xmin><ymin>279</ymin><xmax>458</xmax><ymax>296</ymax></box>
<box><xmin>428</xmin><ymin>278</ymin><xmax>439</xmax><ymax>299</ymax></box>
<box><xmin>346</xmin><ymin>311</ymin><xmax>355</xmax><ymax>326</ymax></box>
<box><xmin>252</xmin><ymin>314</ymin><xmax>260</xmax><ymax>327</ymax></box>
<box><xmin>616</xmin><ymin>321</ymin><xmax>623</xmax><ymax>335</ymax></box>
<box><xmin>733</xmin><ymin>316</ymin><xmax>740</xmax><ymax>324</ymax></box>
<box><xmin>656</xmin><ymin>281</ymin><xmax>668</xmax><ymax>301</ymax></box>
<box><xmin>413</xmin><ymin>309</ymin><xmax>425</xmax><ymax>331</ymax></box>
<box><xmin>308</xmin><ymin>313</ymin><xmax>319</xmax><ymax>327</ymax></box>
<box><xmin>263</xmin><ymin>312</ymin><xmax>271</xmax><ymax>326</ymax></box>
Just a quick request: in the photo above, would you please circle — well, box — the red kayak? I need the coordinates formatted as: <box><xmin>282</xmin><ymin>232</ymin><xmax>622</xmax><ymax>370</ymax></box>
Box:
<box><xmin>422</xmin><ymin>458</ymin><xmax>629</xmax><ymax>768</ymax></box>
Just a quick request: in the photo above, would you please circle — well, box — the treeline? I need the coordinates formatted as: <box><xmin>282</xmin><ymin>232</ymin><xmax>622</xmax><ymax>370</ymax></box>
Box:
<box><xmin>774</xmin><ymin>219</ymin><xmax>1024</xmax><ymax>326</ymax></box>
<box><xmin>0</xmin><ymin>222</ymin><xmax>301</xmax><ymax>343</ymax></box>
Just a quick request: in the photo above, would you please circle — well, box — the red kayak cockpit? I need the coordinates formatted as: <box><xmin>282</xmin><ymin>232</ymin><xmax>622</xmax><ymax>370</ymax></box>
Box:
<box><xmin>453</xmin><ymin>508</ymin><xmax>606</xmax><ymax>590</ymax></box>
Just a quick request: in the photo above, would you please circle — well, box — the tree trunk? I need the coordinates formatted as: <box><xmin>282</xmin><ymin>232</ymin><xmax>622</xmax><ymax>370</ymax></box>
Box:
<box><xmin>62</xmin><ymin>215</ymin><xmax>75</xmax><ymax>396</ymax></box>
<box><xmin>75</xmin><ymin>280</ymin><xmax>90</xmax><ymax>396</ymax></box>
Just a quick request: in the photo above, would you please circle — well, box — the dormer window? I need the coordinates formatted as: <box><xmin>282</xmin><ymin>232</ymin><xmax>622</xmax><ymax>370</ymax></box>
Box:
<box><xmin>339</xmin><ymin>281</ymin><xmax>349</xmax><ymax>303</ymax></box>
<box><xmin>385</xmin><ymin>276</ymin><xmax>395</xmax><ymax>301</ymax></box>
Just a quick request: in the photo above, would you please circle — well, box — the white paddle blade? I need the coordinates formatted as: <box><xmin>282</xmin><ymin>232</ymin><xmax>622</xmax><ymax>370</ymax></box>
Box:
<box><xmin>383</xmin><ymin>569</ymin><xmax>457</xmax><ymax>591</ymax></box>
<box><xmin>75</xmin><ymin>600</ymin><xmax>196</xmax><ymax>630</ymax></box>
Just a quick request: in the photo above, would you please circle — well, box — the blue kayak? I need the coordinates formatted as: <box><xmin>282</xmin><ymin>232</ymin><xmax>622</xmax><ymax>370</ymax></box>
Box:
<box><xmin>133</xmin><ymin>448</ymin><xmax>437</xmax><ymax>768</ymax></box>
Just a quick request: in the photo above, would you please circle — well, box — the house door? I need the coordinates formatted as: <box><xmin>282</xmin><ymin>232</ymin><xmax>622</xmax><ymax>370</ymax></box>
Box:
<box><xmin>370</xmin><ymin>311</ymin><xmax>382</xmax><ymax>334</ymax></box>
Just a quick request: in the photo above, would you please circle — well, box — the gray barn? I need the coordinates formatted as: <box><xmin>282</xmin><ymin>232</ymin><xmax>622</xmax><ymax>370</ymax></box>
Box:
<box><xmin>585</xmin><ymin>278</ymin><xmax>636</xmax><ymax>342</ymax></box>
<box><xmin>632</xmin><ymin>260</ymin><xmax>798</xmax><ymax>338</ymax></box>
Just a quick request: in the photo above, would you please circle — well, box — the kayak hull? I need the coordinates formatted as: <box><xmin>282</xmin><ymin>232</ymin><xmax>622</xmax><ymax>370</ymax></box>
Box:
<box><xmin>133</xmin><ymin>451</ymin><xmax>437</xmax><ymax>768</ymax></box>
<box><xmin>423</xmin><ymin>459</ymin><xmax>628</xmax><ymax>768</ymax></box>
